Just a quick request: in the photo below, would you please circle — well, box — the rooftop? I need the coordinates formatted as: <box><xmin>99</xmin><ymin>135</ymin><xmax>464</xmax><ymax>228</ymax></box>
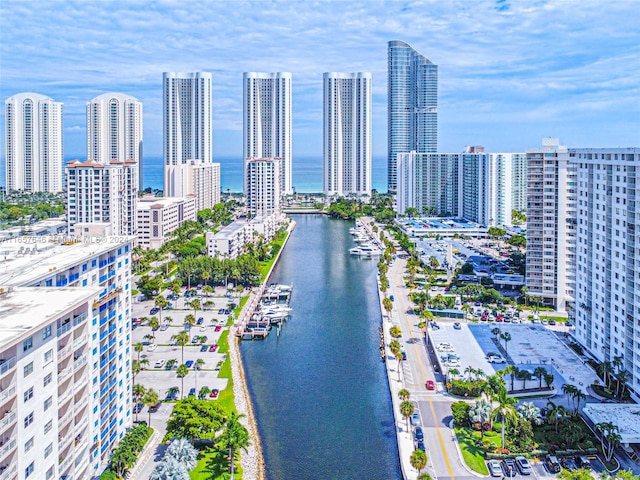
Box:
<box><xmin>137</xmin><ymin>195</ymin><xmax>196</xmax><ymax>210</ymax></box>
<box><xmin>583</xmin><ymin>403</ymin><xmax>640</xmax><ymax>444</ymax></box>
<box><xmin>0</xmin><ymin>286</ymin><xmax>98</xmax><ymax>349</ymax></box>
<box><xmin>0</xmin><ymin>235</ymin><xmax>134</xmax><ymax>286</ymax></box>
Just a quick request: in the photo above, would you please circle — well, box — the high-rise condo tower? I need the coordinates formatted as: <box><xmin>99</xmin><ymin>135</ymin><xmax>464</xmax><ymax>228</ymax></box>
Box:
<box><xmin>388</xmin><ymin>40</ymin><xmax>438</xmax><ymax>192</ymax></box>
<box><xmin>243</xmin><ymin>72</ymin><xmax>292</xmax><ymax>195</ymax></box>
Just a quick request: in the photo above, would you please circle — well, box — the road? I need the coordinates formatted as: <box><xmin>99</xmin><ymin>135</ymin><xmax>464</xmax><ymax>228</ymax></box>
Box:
<box><xmin>387</xmin><ymin>254</ymin><xmax>480</xmax><ymax>480</ymax></box>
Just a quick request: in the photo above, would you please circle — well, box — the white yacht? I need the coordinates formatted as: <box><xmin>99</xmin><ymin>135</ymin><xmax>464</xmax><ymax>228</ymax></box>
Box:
<box><xmin>349</xmin><ymin>244</ymin><xmax>382</xmax><ymax>257</ymax></box>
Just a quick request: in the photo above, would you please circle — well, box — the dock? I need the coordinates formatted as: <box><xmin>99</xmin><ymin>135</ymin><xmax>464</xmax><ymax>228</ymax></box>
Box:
<box><xmin>237</xmin><ymin>283</ymin><xmax>293</xmax><ymax>340</ymax></box>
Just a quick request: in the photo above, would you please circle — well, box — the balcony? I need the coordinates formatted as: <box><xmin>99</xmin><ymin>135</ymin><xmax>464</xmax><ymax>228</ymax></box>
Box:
<box><xmin>73</xmin><ymin>312</ymin><xmax>88</xmax><ymax>327</ymax></box>
<box><xmin>59</xmin><ymin>455</ymin><xmax>73</xmax><ymax>475</ymax></box>
<box><xmin>57</xmin><ymin>322</ymin><xmax>73</xmax><ymax>337</ymax></box>
<box><xmin>0</xmin><ymin>359</ymin><xmax>15</xmax><ymax>380</ymax></box>
<box><xmin>75</xmin><ymin>396</ymin><xmax>89</xmax><ymax>413</ymax></box>
<box><xmin>0</xmin><ymin>464</ymin><xmax>16</xmax><ymax>480</ymax></box>
<box><xmin>93</xmin><ymin>287</ymin><xmax>122</xmax><ymax>309</ymax></box>
<box><xmin>0</xmin><ymin>412</ymin><xmax>16</xmax><ymax>435</ymax></box>
<box><xmin>0</xmin><ymin>384</ymin><xmax>15</xmax><ymax>405</ymax></box>
<box><xmin>73</xmin><ymin>334</ymin><xmax>88</xmax><ymax>349</ymax></box>
<box><xmin>59</xmin><ymin>429</ymin><xmax>74</xmax><ymax>449</ymax></box>
<box><xmin>58</xmin><ymin>342</ymin><xmax>73</xmax><ymax>359</ymax></box>
<box><xmin>58</xmin><ymin>366</ymin><xmax>73</xmax><ymax>382</ymax></box>
<box><xmin>0</xmin><ymin>438</ymin><xmax>16</xmax><ymax>461</ymax></box>
<box><xmin>74</xmin><ymin>356</ymin><xmax>88</xmax><ymax>372</ymax></box>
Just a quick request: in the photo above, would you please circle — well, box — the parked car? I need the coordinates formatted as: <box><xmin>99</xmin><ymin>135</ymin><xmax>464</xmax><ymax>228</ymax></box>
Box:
<box><xmin>209</xmin><ymin>389</ymin><xmax>219</xmax><ymax>399</ymax></box>
<box><xmin>214</xmin><ymin>325</ymin><xmax>222</xmax><ymax>332</ymax></box>
<box><xmin>197</xmin><ymin>317</ymin><xmax>204</xmax><ymax>325</ymax></box>
<box><xmin>515</xmin><ymin>456</ymin><xmax>532</xmax><ymax>475</ymax></box>
<box><xmin>218</xmin><ymin>308</ymin><xmax>225</xmax><ymax>314</ymax></box>
<box><xmin>132</xmin><ymin>402</ymin><xmax>143</xmax><ymax>414</ymax></box>
<box><xmin>147</xmin><ymin>343</ymin><xmax>157</xmax><ymax>352</ymax></box>
<box><xmin>502</xmin><ymin>458</ymin><xmax>517</xmax><ymax>477</ymax></box>
<box><xmin>149</xmin><ymin>307</ymin><xmax>159</xmax><ymax>315</ymax></box>
<box><xmin>453</xmin><ymin>322</ymin><xmax>462</xmax><ymax>330</ymax></box>
<box><xmin>416</xmin><ymin>440</ymin><xmax>426</xmax><ymax>452</ymax></box>
<box><xmin>545</xmin><ymin>454</ymin><xmax>562</xmax><ymax>473</ymax></box>
<box><xmin>199</xmin><ymin>336</ymin><xmax>208</xmax><ymax>344</ymax></box>
<box><xmin>159</xmin><ymin>324</ymin><xmax>169</xmax><ymax>331</ymax></box>
<box><xmin>200</xmin><ymin>345</ymin><xmax>208</xmax><ymax>352</ymax></box>
<box><xmin>414</xmin><ymin>426</ymin><xmax>424</xmax><ymax>441</ymax></box>
<box><xmin>488</xmin><ymin>459</ymin><xmax>503</xmax><ymax>477</ymax></box>
<box><xmin>209</xmin><ymin>344</ymin><xmax>218</xmax><ymax>352</ymax></box>
<box><xmin>561</xmin><ymin>457</ymin><xmax>578</xmax><ymax>471</ymax></box>
<box><xmin>575</xmin><ymin>456</ymin><xmax>592</xmax><ymax>469</ymax></box>
<box><xmin>185</xmin><ymin>360</ymin><xmax>194</xmax><ymax>368</ymax></box>
<box><xmin>148</xmin><ymin>401</ymin><xmax>162</xmax><ymax>413</ymax></box>
<box><xmin>154</xmin><ymin>359</ymin><xmax>166</xmax><ymax>368</ymax></box>
<box><xmin>548</xmin><ymin>319</ymin><xmax>557</xmax><ymax>325</ymax></box>
<box><xmin>410</xmin><ymin>412</ymin><xmax>421</xmax><ymax>426</ymax></box>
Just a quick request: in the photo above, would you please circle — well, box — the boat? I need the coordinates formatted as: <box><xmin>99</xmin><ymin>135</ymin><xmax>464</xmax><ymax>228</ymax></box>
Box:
<box><xmin>349</xmin><ymin>245</ymin><xmax>382</xmax><ymax>257</ymax></box>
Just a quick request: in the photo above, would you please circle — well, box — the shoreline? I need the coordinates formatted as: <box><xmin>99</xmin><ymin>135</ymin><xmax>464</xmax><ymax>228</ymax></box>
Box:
<box><xmin>230</xmin><ymin>218</ymin><xmax>297</xmax><ymax>480</ymax></box>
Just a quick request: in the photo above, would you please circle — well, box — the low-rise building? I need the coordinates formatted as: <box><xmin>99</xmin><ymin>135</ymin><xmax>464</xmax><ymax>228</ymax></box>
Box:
<box><xmin>136</xmin><ymin>195</ymin><xmax>197</xmax><ymax>249</ymax></box>
<box><xmin>206</xmin><ymin>213</ymin><xmax>287</xmax><ymax>259</ymax></box>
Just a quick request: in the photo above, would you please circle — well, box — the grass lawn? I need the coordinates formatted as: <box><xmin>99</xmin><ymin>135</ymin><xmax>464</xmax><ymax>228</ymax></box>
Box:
<box><xmin>215</xmin><ymin>330</ymin><xmax>236</xmax><ymax>414</ymax></box>
<box><xmin>454</xmin><ymin>427</ymin><xmax>490</xmax><ymax>475</ymax></box>
<box><xmin>189</xmin><ymin>447</ymin><xmax>244</xmax><ymax>479</ymax></box>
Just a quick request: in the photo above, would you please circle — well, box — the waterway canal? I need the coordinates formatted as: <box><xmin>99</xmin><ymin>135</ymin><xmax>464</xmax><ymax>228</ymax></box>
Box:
<box><xmin>240</xmin><ymin>214</ymin><xmax>401</xmax><ymax>480</ymax></box>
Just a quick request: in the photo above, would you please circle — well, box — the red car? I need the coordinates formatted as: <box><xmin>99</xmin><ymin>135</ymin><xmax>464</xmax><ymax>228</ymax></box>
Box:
<box><xmin>209</xmin><ymin>344</ymin><xmax>218</xmax><ymax>352</ymax></box>
<box><xmin>209</xmin><ymin>389</ymin><xmax>219</xmax><ymax>399</ymax></box>
<box><xmin>426</xmin><ymin>380</ymin><xmax>435</xmax><ymax>391</ymax></box>
<box><xmin>214</xmin><ymin>325</ymin><xmax>222</xmax><ymax>332</ymax></box>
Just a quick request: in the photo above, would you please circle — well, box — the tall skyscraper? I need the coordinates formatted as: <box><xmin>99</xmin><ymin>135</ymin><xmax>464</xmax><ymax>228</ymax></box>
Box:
<box><xmin>572</xmin><ymin>147</ymin><xmax>640</xmax><ymax>399</ymax></box>
<box><xmin>244</xmin><ymin>157</ymin><xmax>282</xmax><ymax>217</ymax></box>
<box><xmin>243</xmin><ymin>72</ymin><xmax>292</xmax><ymax>195</ymax></box>
<box><xmin>525</xmin><ymin>138</ymin><xmax>576</xmax><ymax>312</ymax></box>
<box><xmin>388</xmin><ymin>40</ymin><xmax>438</xmax><ymax>192</ymax></box>
<box><xmin>4</xmin><ymin>92</ymin><xmax>64</xmax><ymax>192</ymax></box>
<box><xmin>66</xmin><ymin>159</ymin><xmax>138</xmax><ymax>236</ymax></box>
<box><xmin>87</xmin><ymin>92</ymin><xmax>143</xmax><ymax>189</ymax></box>
<box><xmin>163</xmin><ymin>72</ymin><xmax>213</xmax><ymax>198</ymax></box>
<box><xmin>323</xmin><ymin>72</ymin><xmax>372</xmax><ymax>198</ymax></box>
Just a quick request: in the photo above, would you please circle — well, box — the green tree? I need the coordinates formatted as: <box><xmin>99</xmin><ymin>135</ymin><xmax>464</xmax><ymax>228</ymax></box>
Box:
<box><xmin>154</xmin><ymin>295</ymin><xmax>168</xmax><ymax>324</ymax></box>
<box><xmin>383</xmin><ymin>297</ymin><xmax>393</xmax><ymax>315</ymax></box>
<box><xmin>398</xmin><ymin>388</ymin><xmax>410</xmax><ymax>401</ymax></box>
<box><xmin>534</xmin><ymin>366</ymin><xmax>547</xmax><ymax>389</ymax></box>
<box><xmin>499</xmin><ymin>331</ymin><xmax>512</xmax><ymax>354</ymax></box>
<box><xmin>149</xmin><ymin>316</ymin><xmax>160</xmax><ymax>340</ymax></box>
<box><xmin>132</xmin><ymin>360</ymin><xmax>141</xmax><ymax>384</ymax></box>
<box><xmin>546</xmin><ymin>400</ymin><xmax>567</xmax><ymax>434</ymax></box>
<box><xmin>132</xmin><ymin>383</ymin><xmax>146</xmax><ymax>422</ymax></box>
<box><xmin>451</xmin><ymin>401</ymin><xmax>471</xmax><ymax>426</ymax></box>
<box><xmin>184</xmin><ymin>314</ymin><xmax>196</xmax><ymax>332</ymax></box>
<box><xmin>558</xmin><ymin>469</ymin><xmax>599</xmax><ymax>480</ymax></box>
<box><xmin>595</xmin><ymin>422</ymin><xmax>622</xmax><ymax>462</ymax></box>
<box><xmin>410</xmin><ymin>449</ymin><xmax>428</xmax><ymax>474</ymax></box>
<box><xmin>171</xmin><ymin>330</ymin><xmax>190</xmax><ymax>364</ymax></box>
<box><xmin>400</xmin><ymin>400</ymin><xmax>415</xmax><ymax>432</ymax></box>
<box><xmin>491</xmin><ymin>386</ymin><xmax>518</xmax><ymax>448</ymax></box>
<box><xmin>143</xmin><ymin>388</ymin><xmax>159</xmax><ymax>427</ymax></box>
<box><xmin>134</xmin><ymin>342</ymin><xmax>144</xmax><ymax>362</ymax></box>
<box><xmin>469</xmin><ymin>399</ymin><xmax>492</xmax><ymax>438</ymax></box>
<box><xmin>166</xmin><ymin>397</ymin><xmax>227</xmax><ymax>442</ymax></box>
<box><xmin>219</xmin><ymin>412</ymin><xmax>251</xmax><ymax>480</ymax></box>
<box><xmin>176</xmin><ymin>364</ymin><xmax>189</xmax><ymax>399</ymax></box>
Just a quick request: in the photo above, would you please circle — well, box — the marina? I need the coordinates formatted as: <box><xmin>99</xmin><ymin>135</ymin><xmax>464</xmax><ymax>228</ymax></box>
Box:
<box><xmin>349</xmin><ymin>218</ymin><xmax>384</xmax><ymax>256</ymax></box>
<box><xmin>237</xmin><ymin>283</ymin><xmax>293</xmax><ymax>339</ymax></box>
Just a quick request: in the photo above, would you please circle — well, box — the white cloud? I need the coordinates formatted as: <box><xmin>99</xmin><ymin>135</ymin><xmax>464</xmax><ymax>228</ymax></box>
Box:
<box><xmin>0</xmin><ymin>0</ymin><xmax>638</xmax><ymax>159</ymax></box>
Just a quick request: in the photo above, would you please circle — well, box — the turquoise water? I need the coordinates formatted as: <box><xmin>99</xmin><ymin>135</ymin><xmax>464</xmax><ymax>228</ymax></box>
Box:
<box><xmin>240</xmin><ymin>215</ymin><xmax>401</xmax><ymax>479</ymax></box>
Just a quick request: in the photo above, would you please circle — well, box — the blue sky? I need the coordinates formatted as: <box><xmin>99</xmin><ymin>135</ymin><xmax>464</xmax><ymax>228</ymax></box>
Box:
<box><xmin>1</xmin><ymin>0</ymin><xmax>639</xmax><ymax>159</ymax></box>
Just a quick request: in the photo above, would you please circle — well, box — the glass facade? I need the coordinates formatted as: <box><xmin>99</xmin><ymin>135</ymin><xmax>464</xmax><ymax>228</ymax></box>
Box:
<box><xmin>387</xmin><ymin>41</ymin><xmax>438</xmax><ymax>192</ymax></box>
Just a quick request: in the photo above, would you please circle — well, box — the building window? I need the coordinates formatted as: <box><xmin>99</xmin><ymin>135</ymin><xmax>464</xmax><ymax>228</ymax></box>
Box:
<box><xmin>43</xmin><ymin>372</ymin><xmax>52</xmax><ymax>387</ymax></box>
<box><xmin>25</xmin><ymin>463</ymin><xmax>35</xmax><ymax>478</ymax></box>
<box><xmin>23</xmin><ymin>337</ymin><xmax>33</xmax><ymax>352</ymax></box>
<box><xmin>44</xmin><ymin>396</ymin><xmax>53</xmax><ymax>411</ymax></box>
<box><xmin>46</xmin><ymin>466</ymin><xmax>54</xmax><ymax>480</ymax></box>
<box><xmin>44</xmin><ymin>348</ymin><xmax>53</xmax><ymax>365</ymax></box>
<box><xmin>24</xmin><ymin>387</ymin><xmax>34</xmax><ymax>402</ymax></box>
<box><xmin>44</xmin><ymin>419</ymin><xmax>53</xmax><ymax>434</ymax></box>
<box><xmin>25</xmin><ymin>437</ymin><xmax>34</xmax><ymax>452</ymax></box>
<box><xmin>24</xmin><ymin>412</ymin><xmax>34</xmax><ymax>428</ymax></box>
<box><xmin>44</xmin><ymin>443</ymin><xmax>53</xmax><ymax>458</ymax></box>
<box><xmin>24</xmin><ymin>362</ymin><xmax>34</xmax><ymax>377</ymax></box>
<box><xmin>43</xmin><ymin>325</ymin><xmax>52</xmax><ymax>340</ymax></box>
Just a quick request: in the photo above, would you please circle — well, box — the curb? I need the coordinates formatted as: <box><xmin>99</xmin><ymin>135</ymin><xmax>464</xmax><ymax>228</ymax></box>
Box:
<box><xmin>447</xmin><ymin>419</ymin><xmax>486</xmax><ymax>478</ymax></box>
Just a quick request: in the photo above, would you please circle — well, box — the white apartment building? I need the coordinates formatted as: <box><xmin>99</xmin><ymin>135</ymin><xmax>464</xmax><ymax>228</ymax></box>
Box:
<box><xmin>244</xmin><ymin>157</ymin><xmax>282</xmax><ymax>218</ymax></box>
<box><xmin>397</xmin><ymin>149</ymin><xmax>526</xmax><ymax>226</ymax></box>
<box><xmin>0</xmin><ymin>236</ymin><xmax>135</xmax><ymax>478</ymax></box>
<box><xmin>163</xmin><ymin>72</ymin><xmax>213</xmax><ymax>199</ymax></box>
<box><xmin>243</xmin><ymin>72</ymin><xmax>292</xmax><ymax>195</ymax></box>
<box><xmin>165</xmin><ymin>161</ymin><xmax>220</xmax><ymax>212</ymax></box>
<box><xmin>323</xmin><ymin>72</ymin><xmax>372</xmax><ymax>198</ymax></box>
<box><xmin>571</xmin><ymin>147</ymin><xmax>640</xmax><ymax>400</ymax></box>
<box><xmin>66</xmin><ymin>159</ymin><xmax>138</xmax><ymax>236</ymax></box>
<box><xmin>206</xmin><ymin>213</ymin><xmax>285</xmax><ymax>259</ymax></box>
<box><xmin>5</xmin><ymin>92</ymin><xmax>63</xmax><ymax>193</ymax></box>
<box><xmin>396</xmin><ymin>151</ymin><xmax>460</xmax><ymax>217</ymax></box>
<box><xmin>87</xmin><ymin>93</ymin><xmax>143</xmax><ymax>190</ymax></box>
<box><xmin>136</xmin><ymin>195</ymin><xmax>197</xmax><ymax>249</ymax></box>
<box><xmin>525</xmin><ymin>138</ymin><xmax>576</xmax><ymax>312</ymax></box>
<box><xmin>0</xmin><ymin>286</ymin><xmax>97</xmax><ymax>480</ymax></box>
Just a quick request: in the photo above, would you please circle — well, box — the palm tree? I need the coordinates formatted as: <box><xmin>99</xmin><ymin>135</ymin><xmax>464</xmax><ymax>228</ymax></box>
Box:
<box><xmin>132</xmin><ymin>360</ymin><xmax>141</xmax><ymax>384</ymax></box>
<box><xmin>491</xmin><ymin>386</ymin><xmax>518</xmax><ymax>448</ymax></box>
<box><xmin>143</xmin><ymin>388</ymin><xmax>159</xmax><ymax>427</ymax></box>
<box><xmin>188</xmin><ymin>298</ymin><xmax>201</xmax><ymax>318</ymax></box>
<box><xmin>176</xmin><ymin>364</ymin><xmax>189</xmax><ymax>399</ymax></box>
<box><xmin>543</xmin><ymin>372</ymin><xmax>555</xmax><ymax>390</ymax></box>
<box><xmin>492</xmin><ymin>327</ymin><xmax>501</xmax><ymax>338</ymax></box>
<box><xmin>448</xmin><ymin>368</ymin><xmax>460</xmax><ymax>381</ymax></box>
<box><xmin>140</xmin><ymin>358</ymin><xmax>150</xmax><ymax>370</ymax></box>
<box><xmin>220</xmin><ymin>412</ymin><xmax>250</xmax><ymax>480</ymax></box>
<box><xmin>534</xmin><ymin>367</ymin><xmax>547</xmax><ymax>389</ymax></box>
<box><xmin>382</xmin><ymin>297</ymin><xmax>393</xmax><ymax>314</ymax></box>
<box><xmin>165</xmin><ymin>438</ymin><xmax>198</xmax><ymax>470</ymax></box>
<box><xmin>400</xmin><ymin>400</ymin><xmax>414</xmax><ymax>432</ymax></box>
<box><xmin>184</xmin><ymin>314</ymin><xmax>196</xmax><ymax>332</ymax></box>
<box><xmin>410</xmin><ymin>449</ymin><xmax>428</xmax><ymax>474</ymax></box>
<box><xmin>149</xmin><ymin>316</ymin><xmax>160</xmax><ymax>340</ymax></box>
<box><xmin>164</xmin><ymin>316</ymin><xmax>174</xmax><ymax>326</ymax></box>
<box><xmin>573</xmin><ymin>390</ymin><xmax>586</xmax><ymax>414</ymax></box>
<box><xmin>545</xmin><ymin>400</ymin><xmax>566</xmax><ymax>433</ymax></box>
<box><xmin>134</xmin><ymin>342</ymin><xmax>144</xmax><ymax>362</ymax></box>
<box><xmin>398</xmin><ymin>389</ymin><xmax>410</xmax><ymax>401</ymax></box>
<box><xmin>132</xmin><ymin>384</ymin><xmax>146</xmax><ymax>422</ymax></box>
<box><xmin>595</xmin><ymin>422</ymin><xmax>622</xmax><ymax>462</ymax></box>
<box><xmin>519</xmin><ymin>370</ymin><xmax>532</xmax><ymax>390</ymax></box>
<box><xmin>562</xmin><ymin>383</ymin><xmax>578</xmax><ymax>411</ymax></box>
<box><xmin>155</xmin><ymin>295</ymin><xmax>168</xmax><ymax>324</ymax></box>
<box><xmin>615</xmin><ymin>369</ymin><xmax>631</xmax><ymax>399</ymax></box>
<box><xmin>394</xmin><ymin>350</ymin><xmax>404</xmax><ymax>380</ymax></box>
<box><xmin>469</xmin><ymin>399</ymin><xmax>492</xmax><ymax>438</ymax></box>
<box><xmin>483</xmin><ymin>374</ymin><xmax>504</xmax><ymax>401</ymax></box>
<box><xmin>166</xmin><ymin>359</ymin><xmax>178</xmax><ymax>370</ymax></box>
<box><xmin>499</xmin><ymin>331</ymin><xmax>512</xmax><ymax>354</ymax></box>
<box><xmin>597</xmin><ymin>361</ymin><xmax>614</xmax><ymax>388</ymax></box>
<box><xmin>171</xmin><ymin>330</ymin><xmax>190</xmax><ymax>364</ymax></box>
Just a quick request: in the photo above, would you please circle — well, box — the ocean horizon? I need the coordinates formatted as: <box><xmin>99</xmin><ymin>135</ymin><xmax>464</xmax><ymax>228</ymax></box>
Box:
<box><xmin>0</xmin><ymin>155</ymin><xmax>389</xmax><ymax>194</ymax></box>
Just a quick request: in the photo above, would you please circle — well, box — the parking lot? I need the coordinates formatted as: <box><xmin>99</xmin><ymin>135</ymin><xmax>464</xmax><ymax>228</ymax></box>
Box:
<box><xmin>130</xmin><ymin>287</ymin><xmax>237</xmax><ymax>418</ymax></box>
<box><xmin>488</xmin><ymin>455</ymin><xmax>606</xmax><ymax>479</ymax></box>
